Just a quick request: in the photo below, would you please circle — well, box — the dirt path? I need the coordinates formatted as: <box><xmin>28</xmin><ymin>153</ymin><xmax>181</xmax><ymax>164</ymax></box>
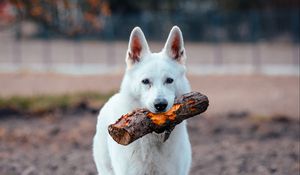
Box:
<box><xmin>0</xmin><ymin>112</ymin><xmax>298</xmax><ymax>175</ymax></box>
<box><xmin>0</xmin><ymin>73</ymin><xmax>299</xmax><ymax>175</ymax></box>
<box><xmin>0</xmin><ymin>73</ymin><xmax>299</xmax><ymax>117</ymax></box>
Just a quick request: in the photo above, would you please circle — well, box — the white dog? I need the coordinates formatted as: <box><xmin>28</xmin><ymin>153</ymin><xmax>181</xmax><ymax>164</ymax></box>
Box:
<box><xmin>93</xmin><ymin>26</ymin><xmax>192</xmax><ymax>175</ymax></box>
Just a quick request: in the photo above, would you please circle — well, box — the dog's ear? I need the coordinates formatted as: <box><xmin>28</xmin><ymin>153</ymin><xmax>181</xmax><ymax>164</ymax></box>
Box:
<box><xmin>163</xmin><ymin>26</ymin><xmax>186</xmax><ymax>64</ymax></box>
<box><xmin>126</xmin><ymin>27</ymin><xmax>150</xmax><ymax>68</ymax></box>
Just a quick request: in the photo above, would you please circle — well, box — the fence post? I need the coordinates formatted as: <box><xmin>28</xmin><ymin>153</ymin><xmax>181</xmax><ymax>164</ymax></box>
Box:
<box><xmin>74</xmin><ymin>35</ymin><xmax>83</xmax><ymax>68</ymax></box>
<box><xmin>294</xmin><ymin>46</ymin><xmax>300</xmax><ymax>66</ymax></box>
<box><xmin>212</xmin><ymin>14</ymin><xmax>223</xmax><ymax>66</ymax></box>
<box><xmin>291</xmin><ymin>10</ymin><xmax>300</xmax><ymax>67</ymax></box>
<box><xmin>43</xmin><ymin>30</ymin><xmax>52</xmax><ymax>71</ymax></box>
<box><xmin>104</xmin><ymin>16</ymin><xmax>116</xmax><ymax>67</ymax></box>
<box><xmin>12</xmin><ymin>21</ymin><xmax>22</xmax><ymax>70</ymax></box>
<box><xmin>250</xmin><ymin>11</ymin><xmax>261</xmax><ymax>73</ymax></box>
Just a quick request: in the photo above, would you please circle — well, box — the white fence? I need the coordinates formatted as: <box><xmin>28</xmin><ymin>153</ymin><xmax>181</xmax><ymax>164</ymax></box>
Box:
<box><xmin>0</xmin><ymin>31</ymin><xmax>299</xmax><ymax>75</ymax></box>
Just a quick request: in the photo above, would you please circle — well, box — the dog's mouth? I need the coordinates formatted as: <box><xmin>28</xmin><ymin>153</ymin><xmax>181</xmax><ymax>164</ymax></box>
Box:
<box><xmin>150</xmin><ymin>102</ymin><xmax>176</xmax><ymax>142</ymax></box>
<box><xmin>154</xmin><ymin>110</ymin><xmax>167</xmax><ymax>113</ymax></box>
<box><xmin>147</xmin><ymin>107</ymin><xmax>166</xmax><ymax>114</ymax></box>
<box><xmin>150</xmin><ymin>104</ymin><xmax>173</xmax><ymax>114</ymax></box>
<box><xmin>152</xmin><ymin>107</ymin><xmax>172</xmax><ymax>114</ymax></box>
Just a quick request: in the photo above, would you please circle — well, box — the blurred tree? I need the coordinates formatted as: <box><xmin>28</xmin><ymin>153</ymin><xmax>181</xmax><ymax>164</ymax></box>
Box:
<box><xmin>8</xmin><ymin>0</ymin><xmax>111</xmax><ymax>37</ymax></box>
<box><xmin>4</xmin><ymin>0</ymin><xmax>299</xmax><ymax>41</ymax></box>
<box><xmin>0</xmin><ymin>0</ymin><xmax>17</xmax><ymax>30</ymax></box>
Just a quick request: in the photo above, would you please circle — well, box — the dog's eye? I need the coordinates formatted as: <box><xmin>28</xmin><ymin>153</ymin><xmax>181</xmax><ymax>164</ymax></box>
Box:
<box><xmin>165</xmin><ymin>78</ymin><xmax>174</xmax><ymax>84</ymax></box>
<box><xmin>142</xmin><ymin>78</ymin><xmax>150</xmax><ymax>85</ymax></box>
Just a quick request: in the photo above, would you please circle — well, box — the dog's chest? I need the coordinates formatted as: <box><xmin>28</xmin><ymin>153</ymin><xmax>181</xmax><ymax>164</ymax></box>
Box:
<box><xmin>123</xmin><ymin>134</ymin><xmax>175</xmax><ymax>175</ymax></box>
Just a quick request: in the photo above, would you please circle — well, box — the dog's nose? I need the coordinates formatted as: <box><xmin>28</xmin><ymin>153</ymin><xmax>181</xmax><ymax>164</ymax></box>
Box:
<box><xmin>154</xmin><ymin>99</ymin><xmax>168</xmax><ymax>112</ymax></box>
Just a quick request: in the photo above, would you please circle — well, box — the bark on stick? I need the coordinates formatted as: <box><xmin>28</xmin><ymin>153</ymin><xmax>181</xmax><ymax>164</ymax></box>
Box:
<box><xmin>108</xmin><ymin>92</ymin><xmax>209</xmax><ymax>145</ymax></box>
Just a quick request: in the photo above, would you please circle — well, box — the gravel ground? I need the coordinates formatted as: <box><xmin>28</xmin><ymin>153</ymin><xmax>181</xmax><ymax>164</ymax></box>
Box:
<box><xmin>0</xmin><ymin>111</ymin><xmax>299</xmax><ymax>175</ymax></box>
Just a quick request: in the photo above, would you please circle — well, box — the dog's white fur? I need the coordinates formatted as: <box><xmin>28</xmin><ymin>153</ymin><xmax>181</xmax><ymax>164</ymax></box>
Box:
<box><xmin>93</xmin><ymin>26</ymin><xmax>192</xmax><ymax>175</ymax></box>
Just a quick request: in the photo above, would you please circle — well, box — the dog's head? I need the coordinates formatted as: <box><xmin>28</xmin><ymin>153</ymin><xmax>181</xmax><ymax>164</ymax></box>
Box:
<box><xmin>121</xmin><ymin>26</ymin><xmax>190</xmax><ymax>113</ymax></box>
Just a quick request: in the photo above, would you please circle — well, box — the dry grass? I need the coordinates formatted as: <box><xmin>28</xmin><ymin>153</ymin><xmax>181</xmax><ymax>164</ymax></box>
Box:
<box><xmin>0</xmin><ymin>92</ymin><xmax>113</xmax><ymax>115</ymax></box>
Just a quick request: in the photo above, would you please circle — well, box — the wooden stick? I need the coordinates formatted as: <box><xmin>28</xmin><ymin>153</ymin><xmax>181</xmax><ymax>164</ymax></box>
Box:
<box><xmin>108</xmin><ymin>92</ymin><xmax>209</xmax><ymax>145</ymax></box>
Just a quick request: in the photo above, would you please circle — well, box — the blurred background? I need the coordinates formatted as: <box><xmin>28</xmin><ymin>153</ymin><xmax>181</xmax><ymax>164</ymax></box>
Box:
<box><xmin>0</xmin><ymin>0</ymin><xmax>299</xmax><ymax>175</ymax></box>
